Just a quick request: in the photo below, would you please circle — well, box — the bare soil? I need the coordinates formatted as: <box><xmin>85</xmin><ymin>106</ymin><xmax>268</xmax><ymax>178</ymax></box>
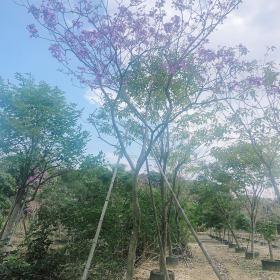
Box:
<box><xmin>133</xmin><ymin>232</ymin><xmax>280</xmax><ymax>280</ymax></box>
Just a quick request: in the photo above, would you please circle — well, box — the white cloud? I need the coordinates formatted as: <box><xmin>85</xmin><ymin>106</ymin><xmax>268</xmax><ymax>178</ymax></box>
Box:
<box><xmin>105</xmin><ymin>152</ymin><xmax>130</xmax><ymax>170</ymax></box>
<box><xmin>84</xmin><ymin>87</ymin><xmax>104</xmax><ymax>106</ymax></box>
<box><xmin>209</xmin><ymin>0</ymin><xmax>280</xmax><ymax>62</ymax></box>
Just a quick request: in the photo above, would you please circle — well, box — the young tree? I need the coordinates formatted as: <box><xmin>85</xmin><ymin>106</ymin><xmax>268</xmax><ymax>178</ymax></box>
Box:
<box><xmin>192</xmin><ymin>163</ymin><xmax>245</xmax><ymax>247</ymax></box>
<box><xmin>212</xmin><ymin>143</ymin><xmax>269</xmax><ymax>256</ymax></box>
<box><xmin>257</xmin><ymin>221</ymin><xmax>277</xmax><ymax>261</ymax></box>
<box><xmin>0</xmin><ymin>74</ymin><xmax>89</xmax><ymax>247</ymax></box>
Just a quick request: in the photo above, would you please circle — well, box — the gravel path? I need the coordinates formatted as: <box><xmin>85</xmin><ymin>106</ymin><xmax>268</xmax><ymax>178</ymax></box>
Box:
<box><xmin>133</xmin><ymin>232</ymin><xmax>280</xmax><ymax>280</ymax></box>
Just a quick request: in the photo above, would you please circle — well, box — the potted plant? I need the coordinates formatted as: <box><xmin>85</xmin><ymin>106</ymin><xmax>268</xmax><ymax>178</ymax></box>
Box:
<box><xmin>258</xmin><ymin>221</ymin><xmax>280</xmax><ymax>271</ymax></box>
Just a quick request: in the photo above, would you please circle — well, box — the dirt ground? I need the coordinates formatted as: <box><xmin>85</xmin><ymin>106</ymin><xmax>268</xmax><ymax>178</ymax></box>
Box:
<box><xmin>133</xmin><ymin>232</ymin><xmax>280</xmax><ymax>280</ymax></box>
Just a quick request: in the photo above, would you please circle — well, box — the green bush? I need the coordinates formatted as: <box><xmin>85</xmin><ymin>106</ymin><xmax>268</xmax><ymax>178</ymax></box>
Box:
<box><xmin>257</xmin><ymin>221</ymin><xmax>277</xmax><ymax>241</ymax></box>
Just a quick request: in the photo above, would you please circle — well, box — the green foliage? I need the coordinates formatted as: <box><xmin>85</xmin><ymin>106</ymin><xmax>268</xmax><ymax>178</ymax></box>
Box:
<box><xmin>0</xmin><ymin>156</ymin><xmax>194</xmax><ymax>279</ymax></box>
<box><xmin>0</xmin><ymin>172</ymin><xmax>15</xmax><ymax>227</ymax></box>
<box><xmin>0</xmin><ymin>205</ymin><xmax>64</xmax><ymax>279</ymax></box>
<box><xmin>0</xmin><ymin>158</ymin><xmax>131</xmax><ymax>279</ymax></box>
<box><xmin>235</xmin><ymin>213</ymin><xmax>250</xmax><ymax>231</ymax></box>
<box><xmin>190</xmin><ymin>174</ymin><xmax>242</xmax><ymax>232</ymax></box>
<box><xmin>0</xmin><ymin>255</ymin><xmax>31</xmax><ymax>280</ymax></box>
<box><xmin>0</xmin><ymin>73</ymin><xmax>89</xmax><ymax>188</ymax></box>
<box><xmin>257</xmin><ymin>221</ymin><xmax>277</xmax><ymax>241</ymax></box>
<box><xmin>211</xmin><ymin>142</ymin><xmax>269</xmax><ymax>191</ymax></box>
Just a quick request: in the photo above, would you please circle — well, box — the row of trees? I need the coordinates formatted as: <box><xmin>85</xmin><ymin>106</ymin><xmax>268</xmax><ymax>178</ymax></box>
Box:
<box><xmin>192</xmin><ymin>142</ymin><xmax>280</xmax><ymax>260</ymax></box>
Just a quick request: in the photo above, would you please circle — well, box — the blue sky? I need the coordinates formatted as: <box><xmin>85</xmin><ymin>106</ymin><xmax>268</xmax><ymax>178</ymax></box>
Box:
<box><xmin>0</xmin><ymin>0</ymin><xmax>279</xmax><ymax>166</ymax></box>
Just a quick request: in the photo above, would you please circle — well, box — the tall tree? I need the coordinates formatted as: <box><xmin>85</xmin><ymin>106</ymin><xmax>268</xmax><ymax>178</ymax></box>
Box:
<box><xmin>0</xmin><ymin>74</ymin><xmax>89</xmax><ymax>246</ymax></box>
<box><xmin>24</xmin><ymin>0</ymin><xmax>261</xmax><ymax>278</ymax></box>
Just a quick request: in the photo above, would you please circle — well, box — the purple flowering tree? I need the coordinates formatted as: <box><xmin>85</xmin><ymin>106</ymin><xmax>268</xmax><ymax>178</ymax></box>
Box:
<box><xmin>22</xmin><ymin>0</ymin><xmax>266</xmax><ymax>278</ymax></box>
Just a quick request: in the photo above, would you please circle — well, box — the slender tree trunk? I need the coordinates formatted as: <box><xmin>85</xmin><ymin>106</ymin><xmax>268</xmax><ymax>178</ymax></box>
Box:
<box><xmin>22</xmin><ymin>218</ymin><xmax>27</xmax><ymax>238</ymax></box>
<box><xmin>4</xmin><ymin>204</ymin><xmax>24</xmax><ymax>253</ymax></box>
<box><xmin>250</xmin><ymin>218</ymin><xmax>255</xmax><ymax>254</ymax></box>
<box><xmin>126</xmin><ymin>173</ymin><xmax>141</xmax><ymax>280</ymax></box>
<box><xmin>146</xmin><ymin>160</ymin><xmax>170</xmax><ymax>280</ymax></box>
<box><xmin>175</xmin><ymin>209</ymin><xmax>180</xmax><ymax>243</ymax></box>
<box><xmin>158</xmin><ymin>132</ymin><xmax>169</xmax><ymax>273</ymax></box>
<box><xmin>267</xmin><ymin>167</ymin><xmax>280</xmax><ymax>202</ymax></box>
<box><xmin>268</xmin><ymin>240</ymin><xmax>274</xmax><ymax>261</ymax></box>
<box><xmin>160</xmin><ymin>180</ymin><xmax>168</xmax><ymax>272</ymax></box>
<box><xmin>167</xmin><ymin>224</ymin><xmax>172</xmax><ymax>256</ymax></box>
<box><xmin>160</xmin><ymin>201</ymin><xmax>167</xmax><ymax>272</ymax></box>
<box><xmin>228</xmin><ymin>226</ymin><xmax>240</xmax><ymax>248</ymax></box>
<box><xmin>251</xmin><ymin>231</ymin><xmax>254</xmax><ymax>254</ymax></box>
<box><xmin>0</xmin><ymin>189</ymin><xmax>25</xmax><ymax>247</ymax></box>
<box><xmin>174</xmin><ymin>184</ymin><xmax>182</xmax><ymax>244</ymax></box>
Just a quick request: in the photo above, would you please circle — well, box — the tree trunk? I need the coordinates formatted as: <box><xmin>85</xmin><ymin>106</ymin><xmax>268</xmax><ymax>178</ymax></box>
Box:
<box><xmin>22</xmin><ymin>218</ymin><xmax>27</xmax><ymax>238</ymax></box>
<box><xmin>175</xmin><ymin>209</ymin><xmax>180</xmax><ymax>243</ymax></box>
<box><xmin>4</xmin><ymin>205</ymin><xmax>24</xmax><ymax>253</ymax></box>
<box><xmin>0</xmin><ymin>189</ymin><xmax>25</xmax><ymax>247</ymax></box>
<box><xmin>158</xmin><ymin>132</ymin><xmax>169</xmax><ymax>274</ymax></box>
<box><xmin>160</xmin><ymin>178</ymin><xmax>168</xmax><ymax>273</ymax></box>
<box><xmin>250</xmin><ymin>219</ymin><xmax>255</xmax><ymax>254</ymax></box>
<box><xmin>126</xmin><ymin>174</ymin><xmax>141</xmax><ymax>280</ymax></box>
<box><xmin>267</xmin><ymin>167</ymin><xmax>280</xmax><ymax>202</ymax></box>
<box><xmin>146</xmin><ymin>160</ymin><xmax>170</xmax><ymax>280</ymax></box>
<box><xmin>228</xmin><ymin>225</ymin><xmax>241</xmax><ymax>248</ymax></box>
<box><xmin>268</xmin><ymin>240</ymin><xmax>274</xmax><ymax>261</ymax></box>
<box><xmin>251</xmin><ymin>231</ymin><xmax>254</xmax><ymax>253</ymax></box>
<box><xmin>167</xmin><ymin>224</ymin><xmax>172</xmax><ymax>256</ymax></box>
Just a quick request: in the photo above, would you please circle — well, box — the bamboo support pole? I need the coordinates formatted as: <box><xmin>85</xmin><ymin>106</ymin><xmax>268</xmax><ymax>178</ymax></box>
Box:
<box><xmin>82</xmin><ymin>154</ymin><xmax>122</xmax><ymax>280</ymax></box>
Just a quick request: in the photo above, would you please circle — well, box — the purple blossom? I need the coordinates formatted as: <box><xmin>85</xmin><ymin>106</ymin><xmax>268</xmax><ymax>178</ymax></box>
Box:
<box><xmin>247</xmin><ymin>76</ymin><xmax>263</xmax><ymax>86</ymax></box>
<box><xmin>42</xmin><ymin>8</ymin><xmax>57</xmax><ymax>27</ymax></box>
<box><xmin>49</xmin><ymin>44</ymin><xmax>63</xmax><ymax>61</ymax></box>
<box><xmin>155</xmin><ymin>0</ymin><xmax>165</xmax><ymax>8</ymax></box>
<box><xmin>72</xmin><ymin>19</ymin><xmax>83</xmax><ymax>29</ymax></box>
<box><xmin>28</xmin><ymin>4</ymin><xmax>40</xmax><ymax>19</ymax></box>
<box><xmin>25</xmin><ymin>0</ymin><xmax>251</xmax><ymax>102</ymax></box>
<box><xmin>169</xmin><ymin>65</ymin><xmax>178</xmax><ymax>74</ymax></box>
<box><xmin>198</xmin><ymin>49</ymin><xmax>216</xmax><ymax>61</ymax></box>
<box><xmin>164</xmin><ymin>22</ymin><xmax>173</xmax><ymax>33</ymax></box>
<box><xmin>26</xmin><ymin>24</ymin><xmax>39</xmax><ymax>38</ymax></box>
<box><xmin>238</xmin><ymin>44</ymin><xmax>249</xmax><ymax>55</ymax></box>
<box><xmin>140</xmin><ymin>177</ymin><xmax>148</xmax><ymax>184</ymax></box>
<box><xmin>48</xmin><ymin>0</ymin><xmax>65</xmax><ymax>12</ymax></box>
